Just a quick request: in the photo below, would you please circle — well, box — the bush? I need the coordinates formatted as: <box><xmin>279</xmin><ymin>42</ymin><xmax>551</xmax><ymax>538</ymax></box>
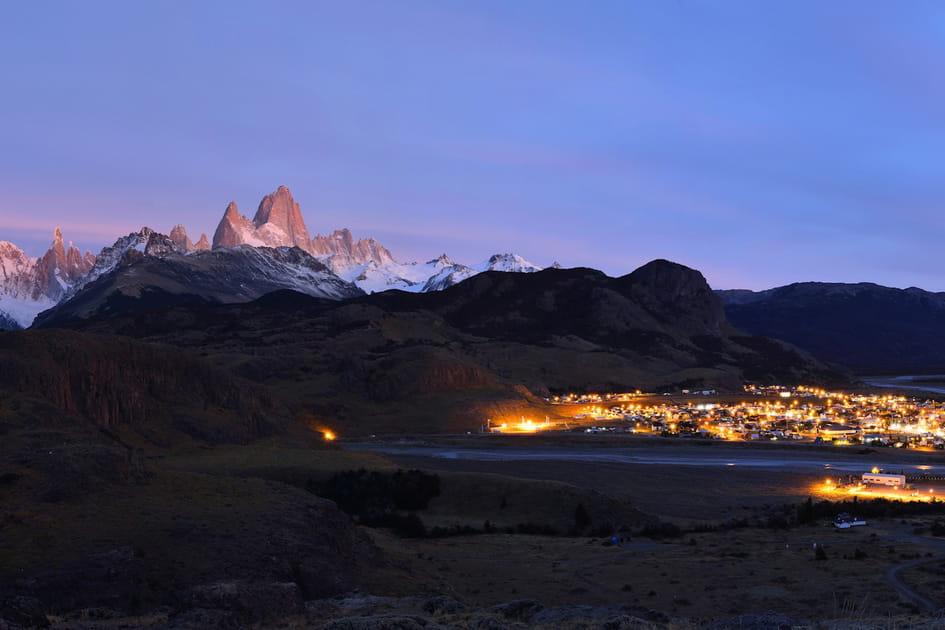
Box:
<box><xmin>312</xmin><ymin>468</ymin><xmax>440</xmax><ymax>517</ymax></box>
<box><xmin>573</xmin><ymin>503</ymin><xmax>592</xmax><ymax>532</ymax></box>
<box><xmin>638</xmin><ymin>520</ymin><xmax>682</xmax><ymax>539</ymax></box>
<box><xmin>310</xmin><ymin>468</ymin><xmax>440</xmax><ymax>537</ymax></box>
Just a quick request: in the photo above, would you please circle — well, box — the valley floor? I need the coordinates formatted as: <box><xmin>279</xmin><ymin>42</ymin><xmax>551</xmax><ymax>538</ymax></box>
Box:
<box><xmin>8</xmin><ymin>437</ymin><xmax>945</xmax><ymax>628</ymax></box>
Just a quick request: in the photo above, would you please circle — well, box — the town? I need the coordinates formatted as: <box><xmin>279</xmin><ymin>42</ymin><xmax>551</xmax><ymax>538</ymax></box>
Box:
<box><xmin>488</xmin><ymin>385</ymin><xmax>945</xmax><ymax>449</ymax></box>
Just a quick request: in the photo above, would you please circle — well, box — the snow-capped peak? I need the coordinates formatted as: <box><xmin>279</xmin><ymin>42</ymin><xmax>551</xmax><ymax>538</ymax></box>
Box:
<box><xmin>426</xmin><ymin>253</ymin><xmax>455</xmax><ymax>267</ymax></box>
<box><xmin>60</xmin><ymin>227</ymin><xmax>183</xmax><ymax>302</ymax></box>
<box><xmin>474</xmin><ymin>253</ymin><xmax>542</xmax><ymax>274</ymax></box>
<box><xmin>0</xmin><ymin>228</ymin><xmax>95</xmax><ymax>328</ymax></box>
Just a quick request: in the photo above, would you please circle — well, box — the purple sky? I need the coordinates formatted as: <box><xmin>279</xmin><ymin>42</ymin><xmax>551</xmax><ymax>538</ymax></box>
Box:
<box><xmin>2</xmin><ymin>1</ymin><xmax>945</xmax><ymax>290</ymax></box>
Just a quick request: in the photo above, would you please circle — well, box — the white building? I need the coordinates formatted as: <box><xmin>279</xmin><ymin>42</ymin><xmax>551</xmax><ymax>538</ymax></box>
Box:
<box><xmin>862</xmin><ymin>472</ymin><xmax>906</xmax><ymax>488</ymax></box>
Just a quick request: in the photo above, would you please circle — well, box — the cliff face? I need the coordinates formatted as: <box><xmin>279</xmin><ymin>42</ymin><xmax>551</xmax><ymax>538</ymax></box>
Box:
<box><xmin>0</xmin><ymin>329</ymin><xmax>287</xmax><ymax>444</ymax></box>
<box><xmin>213</xmin><ymin>188</ymin><xmax>312</xmax><ymax>251</ymax></box>
<box><xmin>0</xmin><ymin>229</ymin><xmax>96</xmax><ymax>328</ymax></box>
<box><xmin>212</xmin><ymin>201</ymin><xmax>257</xmax><ymax>249</ymax></box>
<box><xmin>310</xmin><ymin>228</ymin><xmax>396</xmax><ymax>271</ymax></box>
<box><xmin>211</xmin><ymin>186</ymin><xmax>396</xmax><ymax>271</ymax></box>
<box><xmin>252</xmin><ymin>185</ymin><xmax>312</xmax><ymax>250</ymax></box>
<box><xmin>169</xmin><ymin>224</ymin><xmax>211</xmax><ymax>252</ymax></box>
<box><xmin>36</xmin><ymin>228</ymin><xmax>96</xmax><ymax>301</ymax></box>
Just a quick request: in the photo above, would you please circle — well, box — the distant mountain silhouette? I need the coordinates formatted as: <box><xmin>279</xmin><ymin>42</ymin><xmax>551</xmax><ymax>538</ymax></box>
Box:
<box><xmin>718</xmin><ymin>282</ymin><xmax>945</xmax><ymax>373</ymax></box>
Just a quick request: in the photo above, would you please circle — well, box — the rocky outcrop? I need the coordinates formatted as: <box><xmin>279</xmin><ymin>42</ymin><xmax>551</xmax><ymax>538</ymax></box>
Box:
<box><xmin>0</xmin><ymin>595</ymin><xmax>49</xmax><ymax>628</ymax></box>
<box><xmin>619</xmin><ymin>259</ymin><xmax>728</xmax><ymax>336</ymax></box>
<box><xmin>0</xmin><ymin>228</ymin><xmax>96</xmax><ymax>327</ymax></box>
<box><xmin>0</xmin><ymin>329</ymin><xmax>287</xmax><ymax>441</ymax></box>
<box><xmin>169</xmin><ymin>224</ymin><xmax>194</xmax><ymax>251</ymax></box>
<box><xmin>0</xmin><ymin>228</ymin><xmax>95</xmax><ymax>303</ymax></box>
<box><xmin>169</xmin><ymin>225</ymin><xmax>211</xmax><ymax>252</ymax></box>
<box><xmin>253</xmin><ymin>185</ymin><xmax>311</xmax><ymax>250</ymax></box>
<box><xmin>180</xmin><ymin>580</ymin><xmax>304</xmax><ymax>623</ymax></box>
<box><xmin>193</xmin><ymin>233</ymin><xmax>211</xmax><ymax>250</ymax></box>
<box><xmin>212</xmin><ymin>201</ymin><xmax>257</xmax><ymax>249</ymax></box>
<box><xmin>211</xmin><ymin>187</ymin><xmax>397</xmax><ymax>274</ymax></box>
<box><xmin>36</xmin><ymin>228</ymin><xmax>96</xmax><ymax>301</ymax></box>
<box><xmin>321</xmin><ymin>615</ymin><xmax>449</xmax><ymax>630</ymax></box>
<box><xmin>312</xmin><ymin>228</ymin><xmax>396</xmax><ymax>271</ymax></box>
<box><xmin>0</xmin><ymin>240</ymin><xmax>36</xmax><ymax>299</ymax></box>
<box><xmin>213</xmin><ymin>187</ymin><xmax>313</xmax><ymax>252</ymax></box>
<box><xmin>703</xmin><ymin>611</ymin><xmax>800</xmax><ymax>630</ymax></box>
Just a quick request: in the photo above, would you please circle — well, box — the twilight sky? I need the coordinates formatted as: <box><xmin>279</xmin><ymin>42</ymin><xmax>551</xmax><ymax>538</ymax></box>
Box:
<box><xmin>2</xmin><ymin>1</ymin><xmax>945</xmax><ymax>290</ymax></box>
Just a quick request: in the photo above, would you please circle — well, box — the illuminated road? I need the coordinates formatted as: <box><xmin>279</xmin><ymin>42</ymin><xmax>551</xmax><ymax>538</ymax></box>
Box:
<box><xmin>863</xmin><ymin>375</ymin><xmax>945</xmax><ymax>395</ymax></box>
<box><xmin>343</xmin><ymin>443</ymin><xmax>945</xmax><ymax>475</ymax></box>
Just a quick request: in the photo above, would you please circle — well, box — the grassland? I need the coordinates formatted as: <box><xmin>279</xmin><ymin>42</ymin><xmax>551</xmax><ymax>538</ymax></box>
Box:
<box><xmin>158</xmin><ymin>436</ymin><xmax>945</xmax><ymax>621</ymax></box>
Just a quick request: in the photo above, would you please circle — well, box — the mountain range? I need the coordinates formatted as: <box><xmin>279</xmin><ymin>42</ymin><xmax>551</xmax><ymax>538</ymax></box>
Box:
<box><xmin>50</xmin><ymin>260</ymin><xmax>843</xmax><ymax>434</ymax></box>
<box><xmin>0</xmin><ymin>186</ymin><xmax>542</xmax><ymax>329</ymax></box>
<box><xmin>5</xmin><ymin>184</ymin><xmax>941</xmax><ymax>376</ymax></box>
<box><xmin>719</xmin><ymin>283</ymin><xmax>945</xmax><ymax>373</ymax></box>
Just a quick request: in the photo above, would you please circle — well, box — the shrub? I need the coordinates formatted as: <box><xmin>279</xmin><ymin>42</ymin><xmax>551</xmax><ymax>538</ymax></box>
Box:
<box><xmin>310</xmin><ymin>468</ymin><xmax>440</xmax><ymax>537</ymax></box>
<box><xmin>638</xmin><ymin>520</ymin><xmax>682</xmax><ymax>539</ymax></box>
<box><xmin>312</xmin><ymin>468</ymin><xmax>441</xmax><ymax>517</ymax></box>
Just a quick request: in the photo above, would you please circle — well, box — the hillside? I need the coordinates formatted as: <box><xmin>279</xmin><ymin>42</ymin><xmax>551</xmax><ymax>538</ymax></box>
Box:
<box><xmin>0</xmin><ymin>328</ymin><xmax>380</xmax><ymax>620</ymax></box>
<box><xmin>55</xmin><ymin>260</ymin><xmax>846</xmax><ymax>434</ymax></box>
<box><xmin>718</xmin><ymin>282</ymin><xmax>945</xmax><ymax>373</ymax></box>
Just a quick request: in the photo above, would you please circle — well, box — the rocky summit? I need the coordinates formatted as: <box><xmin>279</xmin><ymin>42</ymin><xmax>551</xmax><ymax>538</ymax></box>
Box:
<box><xmin>168</xmin><ymin>224</ymin><xmax>210</xmax><ymax>252</ymax></box>
<box><xmin>211</xmin><ymin>186</ymin><xmax>395</xmax><ymax>272</ymax></box>
<box><xmin>0</xmin><ymin>228</ymin><xmax>96</xmax><ymax>328</ymax></box>
<box><xmin>253</xmin><ymin>184</ymin><xmax>313</xmax><ymax>250</ymax></box>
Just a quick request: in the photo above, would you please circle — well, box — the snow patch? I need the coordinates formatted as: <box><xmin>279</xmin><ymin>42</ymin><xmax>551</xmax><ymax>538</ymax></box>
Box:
<box><xmin>0</xmin><ymin>294</ymin><xmax>55</xmax><ymax>328</ymax></box>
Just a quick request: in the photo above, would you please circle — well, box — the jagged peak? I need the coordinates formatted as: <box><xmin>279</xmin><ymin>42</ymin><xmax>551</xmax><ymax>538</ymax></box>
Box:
<box><xmin>427</xmin><ymin>253</ymin><xmax>454</xmax><ymax>266</ymax></box>
<box><xmin>250</xmin><ymin>186</ymin><xmax>311</xmax><ymax>251</ymax></box>
<box><xmin>169</xmin><ymin>224</ymin><xmax>195</xmax><ymax>251</ymax></box>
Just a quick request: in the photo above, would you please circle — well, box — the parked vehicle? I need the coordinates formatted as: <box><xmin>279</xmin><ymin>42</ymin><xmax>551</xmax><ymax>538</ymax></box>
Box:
<box><xmin>833</xmin><ymin>512</ymin><xmax>867</xmax><ymax>529</ymax></box>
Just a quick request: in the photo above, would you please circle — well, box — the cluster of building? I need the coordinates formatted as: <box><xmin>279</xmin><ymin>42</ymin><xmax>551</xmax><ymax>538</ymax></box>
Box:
<box><xmin>538</xmin><ymin>386</ymin><xmax>945</xmax><ymax>448</ymax></box>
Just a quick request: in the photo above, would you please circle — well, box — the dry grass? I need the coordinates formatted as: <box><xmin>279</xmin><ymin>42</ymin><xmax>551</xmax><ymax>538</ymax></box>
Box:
<box><xmin>362</xmin><ymin>524</ymin><xmax>928</xmax><ymax>622</ymax></box>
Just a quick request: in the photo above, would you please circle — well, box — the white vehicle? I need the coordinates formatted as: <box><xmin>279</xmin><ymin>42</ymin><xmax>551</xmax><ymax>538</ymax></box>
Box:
<box><xmin>833</xmin><ymin>513</ymin><xmax>867</xmax><ymax>529</ymax></box>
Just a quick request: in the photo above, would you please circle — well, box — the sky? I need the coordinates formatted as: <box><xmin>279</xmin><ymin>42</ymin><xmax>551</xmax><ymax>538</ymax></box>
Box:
<box><xmin>2</xmin><ymin>1</ymin><xmax>945</xmax><ymax>290</ymax></box>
